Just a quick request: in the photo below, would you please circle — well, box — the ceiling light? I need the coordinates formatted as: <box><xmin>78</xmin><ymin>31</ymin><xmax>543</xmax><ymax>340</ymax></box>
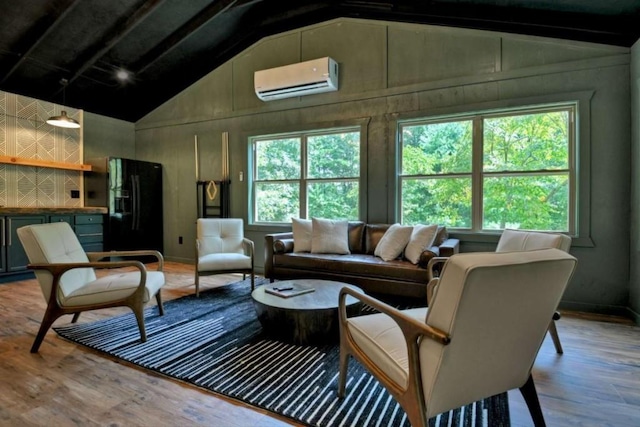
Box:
<box><xmin>116</xmin><ymin>68</ymin><xmax>130</xmax><ymax>81</ymax></box>
<box><xmin>47</xmin><ymin>78</ymin><xmax>80</xmax><ymax>129</ymax></box>
<box><xmin>46</xmin><ymin>111</ymin><xmax>80</xmax><ymax>128</ymax></box>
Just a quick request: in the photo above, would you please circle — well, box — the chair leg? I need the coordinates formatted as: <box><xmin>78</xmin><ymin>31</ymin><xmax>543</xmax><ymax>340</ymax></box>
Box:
<box><xmin>195</xmin><ymin>271</ymin><xmax>200</xmax><ymax>298</ymax></box>
<box><xmin>71</xmin><ymin>312</ymin><xmax>81</xmax><ymax>323</ymax></box>
<box><xmin>250</xmin><ymin>272</ymin><xmax>255</xmax><ymax>291</ymax></box>
<box><xmin>519</xmin><ymin>374</ymin><xmax>547</xmax><ymax>427</ymax></box>
<box><xmin>132</xmin><ymin>306</ymin><xmax>147</xmax><ymax>342</ymax></box>
<box><xmin>337</xmin><ymin>347</ymin><xmax>349</xmax><ymax>398</ymax></box>
<box><xmin>31</xmin><ymin>304</ymin><xmax>63</xmax><ymax>353</ymax></box>
<box><xmin>156</xmin><ymin>291</ymin><xmax>165</xmax><ymax>316</ymax></box>
<box><xmin>548</xmin><ymin>317</ymin><xmax>563</xmax><ymax>354</ymax></box>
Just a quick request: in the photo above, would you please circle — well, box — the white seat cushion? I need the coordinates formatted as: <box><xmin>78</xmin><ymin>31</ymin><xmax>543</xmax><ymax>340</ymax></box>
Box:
<box><xmin>347</xmin><ymin>307</ymin><xmax>427</xmax><ymax>389</ymax></box>
<box><xmin>198</xmin><ymin>253</ymin><xmax>252</xmax><ymax>272</ymax></box>
<box><xmin>62</xmin><ymin>270</ymin><xmax>165</xmax><ymax>307</ymax></box>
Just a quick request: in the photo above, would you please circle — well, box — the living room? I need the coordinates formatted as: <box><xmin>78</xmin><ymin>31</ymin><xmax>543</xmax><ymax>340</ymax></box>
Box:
<box><xmin>0</xmin><ymin>2</ymin><xmax>639</xmax><ymax>426</ymax></box>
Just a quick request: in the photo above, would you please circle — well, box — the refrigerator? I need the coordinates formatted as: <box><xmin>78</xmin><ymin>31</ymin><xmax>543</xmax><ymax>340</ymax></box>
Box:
<box><xmin>84</xmin><ymin>157</ymin><xmax>163</xmax><ymax>255</ymax></box>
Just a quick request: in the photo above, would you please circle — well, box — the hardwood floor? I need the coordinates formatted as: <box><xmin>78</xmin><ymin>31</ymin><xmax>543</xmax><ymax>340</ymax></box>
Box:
<box><xmin>1</xmin><ymin>262</ymin><xmax>638</xmax><ymax>426</ymax></box>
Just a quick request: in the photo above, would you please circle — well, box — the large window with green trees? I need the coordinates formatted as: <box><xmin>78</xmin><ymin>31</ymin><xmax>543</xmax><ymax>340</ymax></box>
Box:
<box><xmin>251</xmin><ymin>128</ymin><xmax>361</xmax><ymax>223</ymax></box>
<box><xmin>399</xmin><ymin>104</ymin><xmax>575</xmax><ymax>233</ymax></box>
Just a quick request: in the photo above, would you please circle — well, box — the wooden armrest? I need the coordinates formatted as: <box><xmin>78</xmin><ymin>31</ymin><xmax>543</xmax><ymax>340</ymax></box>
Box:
<box><xmin>426</xmin><ymin>256</ymin><xmax>449</xmax><ymax>281</ymax></box>
<box><xmin>243</xmin><ymin>238</ymin><xmax>255</xmax><ymax>258</ymax></box>
<box><xmin>86</xmin><ymin>250</ymin><xmax>164</xmax><ymax>271</ymax></box>
<box><xmin>28</xmin><ymin>260</ymin><xmax>146</xmax><ymax>275</ymax></box>
<box><xmin>339</xmin><ymin>287</ymin><xmax>450</xmax><ymax>345</ymax></box>
<box><xmin>28</xmin><ymin>261</ymin><xmax>148</xmax><ymax>307</ymax></box>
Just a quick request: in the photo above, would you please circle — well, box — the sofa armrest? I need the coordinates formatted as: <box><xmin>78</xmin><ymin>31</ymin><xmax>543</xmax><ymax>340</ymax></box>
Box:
<box><xmin>438</xmin><ymin>238</ymin><xmax>460</xmax><ymax>257</ymax></box>
<box><xmin>274</xmin><ymin>238</ymin><xmax>294</xmax><ymax>254</ymax></box>
<box><xmin>418</xmin><ymin>248</ymin><xmax>439</xmax><ymax>269</ymax></box>
<box><xmin>264</xmin><ymin>232</ymin><xmax>294</xmax><ymax>280</ymax></box>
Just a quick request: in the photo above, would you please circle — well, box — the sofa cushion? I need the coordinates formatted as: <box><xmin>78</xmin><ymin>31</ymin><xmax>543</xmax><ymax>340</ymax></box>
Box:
<box><xmin>273</xmin><ymin>253</ymin><xmax>430</xmax><ymax>283</ymax></box>
<box><xmin>311</xmin><ymin>218</ymin><xmax>350</xmax><ymax>254</ymax></box>
<box><xmin>405</xmin><ymin>224</ymin><xmax>439</xmax><ymax>264</ymax></box>
<box><xmin>375</xmin><ymin>224</ymin><xmax>413</xmax><ymax>261</ymax></box>
<box><xmin>348</xmin><ymin>221</ymin><xmax>366</xmax><ymax>254</ymax></box>
<box><xmin>365</xmin><ymin>224</ymin><xmax>391</xmax><ymax>254</ymax></box>
<box><xmin>291</xmin><ymin>218</ymin><xmax>312</xmax><ymax>252</ymax></box>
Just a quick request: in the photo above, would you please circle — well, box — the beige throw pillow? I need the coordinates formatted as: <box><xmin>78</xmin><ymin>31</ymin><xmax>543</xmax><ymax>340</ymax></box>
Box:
<box><xmin>291</xmin><ymin>218</ymin><xmax>312</xmax><ymax>252</ymax></box>
<box><xmin>374</xmin><ymin>223</ymin><xmax>413</xmax><ymax>261</ymax></box>
<box><xmin>311</xmin><ymin>218</ymin><xmax>350</xmax><ymax>254</ymax></box>
<box><xmin>404</xmin><ymin>224</ymin><xmax>438</xmax><ymax>264</ymax></box>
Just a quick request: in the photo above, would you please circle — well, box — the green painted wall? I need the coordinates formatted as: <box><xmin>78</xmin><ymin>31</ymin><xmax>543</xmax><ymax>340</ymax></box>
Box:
<box><xmin>630</xmin><ymin>40</ymin><xmax>640</xmax><ymax>323</ymax></box>
<box><xmin>136</xmin><ymin>18</ymin><xmax>633</xmax><ymax>317</ymax></box>
<box><xmin>83</xmin><ymin>112</ymin><xmax>135</xmax><ymax>160</ymax></box>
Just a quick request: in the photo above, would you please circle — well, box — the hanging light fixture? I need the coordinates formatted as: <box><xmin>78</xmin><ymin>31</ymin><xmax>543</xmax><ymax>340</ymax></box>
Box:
<box><xmin>47</xmin><ymin>78</ymin><xmax>80</xmax><ymax>129</ymax></box>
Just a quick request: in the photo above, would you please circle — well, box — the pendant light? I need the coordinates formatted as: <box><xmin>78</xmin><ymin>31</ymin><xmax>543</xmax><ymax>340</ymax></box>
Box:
<box><xmin>47</xmin><ymin>78</ymin><xmax>80</xmax><ymax>129</ymax></box>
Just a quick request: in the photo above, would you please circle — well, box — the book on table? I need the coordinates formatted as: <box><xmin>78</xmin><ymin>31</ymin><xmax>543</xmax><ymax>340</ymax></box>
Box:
<box><xmin>265</xmin><ymin>284</ymin><xmax>315</xmax><ymax>298</ymax></box>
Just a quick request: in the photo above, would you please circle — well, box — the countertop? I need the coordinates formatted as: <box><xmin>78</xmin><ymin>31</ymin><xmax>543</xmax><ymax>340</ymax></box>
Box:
<box><xmin>0</xmin><ymin>207</ymin><xmax>108</xmax><ymax>215</ymax></box>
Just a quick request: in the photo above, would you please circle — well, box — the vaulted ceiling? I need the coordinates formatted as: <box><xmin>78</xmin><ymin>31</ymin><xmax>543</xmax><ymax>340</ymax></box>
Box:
<box><xmin>1</xmin><ymin>0</ymin><xmax>638</xmax><ymax>122</ymax></box>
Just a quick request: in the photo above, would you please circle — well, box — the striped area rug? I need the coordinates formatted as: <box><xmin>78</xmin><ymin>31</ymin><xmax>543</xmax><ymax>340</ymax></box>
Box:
<box><xmin>54</xmin><ymin>278</ymin><xmax>510</xmax><ymax>427</ymax></box>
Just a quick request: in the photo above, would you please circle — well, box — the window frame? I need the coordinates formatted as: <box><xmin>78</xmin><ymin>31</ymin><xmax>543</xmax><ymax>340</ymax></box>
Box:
<box><xmin>391</xmin><ymin>92</ymin><xmax>594</xmax><ymax>246</ymax></box>
<box><xmin>248</xmin><ymin>124</ymin><xmax>366</xmax><ymax>226</ymax></box>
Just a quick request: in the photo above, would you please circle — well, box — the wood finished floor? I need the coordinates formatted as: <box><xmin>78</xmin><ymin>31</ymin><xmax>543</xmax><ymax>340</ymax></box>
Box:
<box><xmin>0</xmin><ymin>261</ymin><xmax>638</xmax><ymax>427</ymax></box>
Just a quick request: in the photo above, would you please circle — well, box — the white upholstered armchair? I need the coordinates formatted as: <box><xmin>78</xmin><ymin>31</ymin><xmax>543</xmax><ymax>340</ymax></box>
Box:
<box><xmin>427</xmin><ymin>228</ymin><xmax>572</xmax><ymax>353</ymax></box>
<box><xmin>195</xmin><ymin>218</ymin><xmax>254</xmax><ymax>296</ymax></box>
<box><xmin>17</xmin><ymin>222</ymin><xmax>166</xmax><ymax>353</ymax></box>
<box><xmin>339</xmin><ymin>249</ymin><xmax>577</xmax><ymax>427</ymax></box>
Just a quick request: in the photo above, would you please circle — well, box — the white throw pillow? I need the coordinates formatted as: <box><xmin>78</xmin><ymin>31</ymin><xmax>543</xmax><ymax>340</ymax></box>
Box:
<box><xmin>404</xmin><ymin>224</ymin><xmax>438</xmax><ymax>264</ymax></box>
<box><xmin>291</xmin><ymin>218</ymin><xmax>312</xmax><ymax>252</ymax></box>
<box><xmin>311</xmin><ymin>218</ymin><xmax>350</xmax><ymax>254</ymax></box>
<box><xmin>374</xmin><ymin>224</ymin><xmax>413</xmax><ymax>261</ymax></box>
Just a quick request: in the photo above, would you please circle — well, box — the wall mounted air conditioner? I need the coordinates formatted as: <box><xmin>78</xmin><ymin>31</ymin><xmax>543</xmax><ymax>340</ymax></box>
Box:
<box><xmin>254</xmin><ymin>57</ymin><xmax>338</xmax><ymax>101</ymax></box>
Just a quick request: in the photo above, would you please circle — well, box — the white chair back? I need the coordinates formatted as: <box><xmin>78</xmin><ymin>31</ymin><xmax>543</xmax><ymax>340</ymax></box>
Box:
<box><xmin>496</xmin><ymin>228</ymin><xmax>571</xmax><ymax>253</ymax></box>
<box><xmin>421</xmin><ymin>249</ymin><xmax>577</xmax><ymax>417</ymax></box>
<box><xmin>197</xmin><ymin>218</ymin><xmax>245</xmax><ymax>256</ymax></box>
<box><xmin>17</xmin><ymin>222</ymin><xmax>96</xmax><ymax>300</ymax></box>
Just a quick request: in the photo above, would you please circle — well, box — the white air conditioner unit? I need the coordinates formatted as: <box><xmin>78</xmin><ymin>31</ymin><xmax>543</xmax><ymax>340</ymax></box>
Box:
<box><xmin>254</xmin><ymin>57</ymin><xmax>338</xmax><ymax>101</ymax></box>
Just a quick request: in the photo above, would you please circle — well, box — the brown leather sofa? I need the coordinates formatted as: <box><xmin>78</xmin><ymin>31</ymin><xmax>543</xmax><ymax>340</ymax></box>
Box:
<box><xmin>264</xmin><ymin>222</ymin><xmax>459</xmax><ymax>300</ymax></box>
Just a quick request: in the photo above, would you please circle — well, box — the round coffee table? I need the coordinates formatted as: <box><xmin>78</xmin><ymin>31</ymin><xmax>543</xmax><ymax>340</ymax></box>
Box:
<box><xmin>251</xmin><ymin>279</ymin><xmax>363</xmax><ymax>345</ymax></box>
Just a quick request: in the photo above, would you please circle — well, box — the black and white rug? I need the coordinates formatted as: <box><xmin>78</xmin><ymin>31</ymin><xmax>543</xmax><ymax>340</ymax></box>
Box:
<box><xmin>54</xmin><ymin>278</ymin><xmax>510</xmax><ymax>427</ymax></box>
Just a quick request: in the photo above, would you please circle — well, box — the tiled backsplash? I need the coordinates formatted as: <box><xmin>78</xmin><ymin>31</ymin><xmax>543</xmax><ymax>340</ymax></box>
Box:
<box><xmin>0</xmin><ymin>90</ymin><xmax>83</xmax><ymax>207</ymax></box>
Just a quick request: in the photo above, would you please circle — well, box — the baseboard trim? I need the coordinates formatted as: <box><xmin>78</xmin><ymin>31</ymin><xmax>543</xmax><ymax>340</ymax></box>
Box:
<box><xmin>559</xmin><ymin>301</ymin><xmax>636</xmax><ymax>322</ymax></box>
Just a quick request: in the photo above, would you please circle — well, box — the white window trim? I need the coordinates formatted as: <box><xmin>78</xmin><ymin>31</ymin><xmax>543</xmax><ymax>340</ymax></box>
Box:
<box><xmin>248</xmin><ymin>123</ymin><xmax>366</xmax><ymax>226</ymax></box>
<box><xmin>390</xmin><ymin>91</ymin><xmax>594</xmax><ymax>247</ymax></box>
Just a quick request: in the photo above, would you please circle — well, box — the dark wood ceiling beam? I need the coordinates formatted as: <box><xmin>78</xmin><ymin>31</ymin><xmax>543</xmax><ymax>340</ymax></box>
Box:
<box><xmin>0</xmin><ymin>0</ymin><xmax>81</xmax><ymax>85</ymax></box>
<box><xmin>66</xmin><ymin>0</ymin><xmax>167</xmax><ymax>86</ymax></box>
<box><xmin>336</xmin><ymin>1</ymin><xmax>638</xmax><ymax>46</ymax></box>
<box><xmin>131</xmin><ymin>0</ymin><xmax>239</xmax><ymax>75</ymax></box>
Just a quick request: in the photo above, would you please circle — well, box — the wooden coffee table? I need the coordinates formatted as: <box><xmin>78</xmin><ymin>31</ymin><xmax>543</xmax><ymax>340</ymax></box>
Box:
<box><xmin>251</xmin><ymin>279</ymin><xmax>362</xmax><ymax>345</ymax></box>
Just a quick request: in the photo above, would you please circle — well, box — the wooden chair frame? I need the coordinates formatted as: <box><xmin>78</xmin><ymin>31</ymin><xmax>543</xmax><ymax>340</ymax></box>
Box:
<box><xmin>27</xmin><ymin>250</ymin><xmax>165</xmax><ymax>353</ymax></box>
<box><xmin>338</xmin><ymin>286</ymin><xmax>548</xmax><ymax>427</ymax></box>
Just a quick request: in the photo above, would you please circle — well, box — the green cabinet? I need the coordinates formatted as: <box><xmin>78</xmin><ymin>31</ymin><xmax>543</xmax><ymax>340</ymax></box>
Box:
<box><xmin>0</xmin><ymin>212</ymin><xmax>104</xmax><ymax>278</ymax></box>
<box><xmin>74</xmin><ymin>214</ymin><xmax>104</xmax><ymax>252</ymax></box>
<box><xmin>1</xmin><ymin>215</ymin><xmax>46</xmax><ymax>273</ymax></box>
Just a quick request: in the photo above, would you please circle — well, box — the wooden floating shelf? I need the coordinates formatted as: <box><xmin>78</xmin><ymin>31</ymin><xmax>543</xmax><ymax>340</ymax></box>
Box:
<box><xmin>0</xmin><ymin>156</ymin><xmax>92</xmax><ymax>172</ymax></box>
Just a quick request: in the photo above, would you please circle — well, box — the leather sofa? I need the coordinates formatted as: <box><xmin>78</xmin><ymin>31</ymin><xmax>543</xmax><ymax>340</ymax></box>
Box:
<box><xmin>264</xmin><ymin>222</ymin><xmax>459</xmax><ymax>299</ymax></box>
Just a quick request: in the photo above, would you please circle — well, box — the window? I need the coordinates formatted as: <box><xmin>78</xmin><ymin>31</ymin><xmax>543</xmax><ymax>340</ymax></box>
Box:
<box><xmin>399</xmin><ymin>104</ymin><xmax>575</xmax><ymax>233</ymax></box>
<box><xmin>251</xmin><ymin>128</ymin><xmax>361</xmax><ymax>223</ymax></box>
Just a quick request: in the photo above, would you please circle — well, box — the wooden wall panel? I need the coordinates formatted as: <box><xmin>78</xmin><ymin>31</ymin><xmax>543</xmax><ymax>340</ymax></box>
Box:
<box><xmin>388</xmin><ymin>25</ymin><xmax>500</xmax><ymax>87</ymax></box>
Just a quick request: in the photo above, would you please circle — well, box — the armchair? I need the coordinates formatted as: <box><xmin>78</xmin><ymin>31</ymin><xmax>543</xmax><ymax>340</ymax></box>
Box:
<box><xmin>427</xmin><ymin>228</ymin><xmax>572</xmax><ymax>353</ymax></box>
<box><xmin>17</xmin><ymin>222</ymin><xmax>165</xmax><ymax>353</ymax></box>
<box><xmin>339</xmin><ymin>249</ymin><xmax>577</xmax><ymax>427</ymax></box>
<box><xmin>195</xmin><ymin>218</ymin><xmax>254</xmax><ymax>296</ymax></box>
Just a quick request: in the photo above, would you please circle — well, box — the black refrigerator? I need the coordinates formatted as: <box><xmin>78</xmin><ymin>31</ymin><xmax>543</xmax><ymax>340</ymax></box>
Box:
<box><xmin>84</xmin><ymin>157</ymin><xmax>163</xmax><ymax>254</ymax></box>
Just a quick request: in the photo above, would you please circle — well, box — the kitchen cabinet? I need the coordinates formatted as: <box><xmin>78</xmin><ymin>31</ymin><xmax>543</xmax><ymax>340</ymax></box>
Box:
<box><xmin>0</xmin><ymin>209</ymin><xmax>106</xmax><ymax>280</ymax></box>
<box><xmin>1</xmin><ymin>216</ymin><xmax>46</xmax><ymax>273</ymax></box>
